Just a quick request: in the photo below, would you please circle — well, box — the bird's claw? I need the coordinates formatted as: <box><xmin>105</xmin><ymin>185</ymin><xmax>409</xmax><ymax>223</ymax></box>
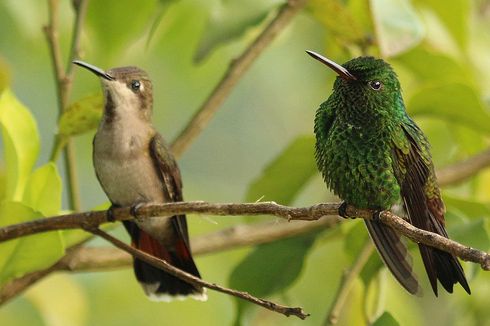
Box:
<box><xmin>338</xmin><ymin>202</ymin><xmax>353</xmax><ymax>219</ymax></box>
<box><xmin>106</xmin><ymin>204</ymin><xmax>121</xmax><ymax>222</ymax></box>
<box><xmin>372</xmin><ymin>209</ymin><xmax>383</xmax><ymax>221</ymax></box>
<box><xmin>130</xmin><ymin>202</ymin><xmax>145</xmax><ymax>221</ymax></box>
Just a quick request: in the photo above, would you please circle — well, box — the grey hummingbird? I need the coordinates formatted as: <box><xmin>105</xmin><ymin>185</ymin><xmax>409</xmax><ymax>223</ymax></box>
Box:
<box><xmin>73</xmin><ymin>60</ymin><xmax>206</xmax><ymax>301</ymax></box>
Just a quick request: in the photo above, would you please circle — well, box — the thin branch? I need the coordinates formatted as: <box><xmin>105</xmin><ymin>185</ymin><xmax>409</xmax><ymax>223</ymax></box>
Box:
<box><xmin>378</xmin><ymin>210</ymin><xmax>490</xmax><ymax>270</ymax></box>
<box><xmin>86</xmin><ymin>227</ymin><xmax>309</xmax><ymax>319</ymax></box>
<box><xmin>0</xmin><ymin>201</ymin><xmax>488</xmax><ymax>270</ymax></box>
<box><xmin>45</xmin><ymin>0</ymin><xmax>89</xmax><ymax>211</ymax></box>
<box><xmin>170</xmin><ymin>0</ymin><xmax>308</xmax><ymax>157</ymax></box>
<box><xmin>0</xmin><ymin>217</ymin><xmax>338</xmax><ymax>305</ymax></box>
<box><xmin>0</xmin><ymin>201</ymin><xmax>339</xmax><ymax>242</ymax></box>
<box><xmin>324</xmin><ymin>242</ymin><xmax>374</xmax><ymax>326</ymax></box>
<box><xmin>437</xmin><ymin>148</ymin><xmax>490</xmax><ymax>186</ymax></box>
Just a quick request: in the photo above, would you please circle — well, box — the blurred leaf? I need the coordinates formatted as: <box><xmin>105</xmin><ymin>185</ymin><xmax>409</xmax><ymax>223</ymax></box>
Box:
<box><xmin>0</xmin><ymin>88</ymin><xmax>40</xmax><ymax>201</ymax></box>
<box><xmin>396</xmin><ymin>46</ymin><xmax>471</xmax><ymax>84</ymax></box>
<box><xmin>145</xmin><ymin>0</ymin><xmax>181</xmax><ymax>49</ymax></box>
<box><xmin>372</xmin><ymin>311</ymin><xmax>400</xmax><ymax>326</ymax></box>
<box><xmin>246</xmin><ymin>136</ymin><xmax>316</xmax><ymax>204</ymax></box>
<box><xmin>413</xmin><ymin>0</ymin><xmax>469</xmax><ymax>49</ymax></box>
<box><xmin>86</xmin><ymin>0</ymin><xmax>157</xmax><ymax>60</ymax></box>
<box><xmin>448</xmin><ymin>217</ymin><xmax>490</xmax><ymax>251</ymax></box>
<box><xmin>58</xmin><ymin>94</ymin><xmax>103</xmax><ymax>137</ymax></box>
<box><xmin>444</xmin><ymin>195</ymin><xmax>490</xmax><ymax>219</ymax></box>
<box><xmin>229</xmin><ymin>233</ymin><xmax>318</xmax><ymax>320</ymax></box>
<box><xmin>0</xmin><ymin>201</ymin><xmax>64</xmax><ymax>286</ymax></box>
<box><xmin>371</xmin><ymin>0</ymin><xmax>424</xmax><ymax>57</ymax></box>
<box><xmin>194</xmin><ymin>0</ymin><xmax>282</xmax><ymax>62</ymax></box>
<box><xmin>232</xmin><ymin>136</ymin><xmax>318</xmax><ymax>322</ymax></box>
<box><xmin>25</xmin><ymin>274</ymin><xmax>88</xmax><ymax>326</ymax></box>
<box><xmin>343</xmin><ymin>221</ymin><xmax>383</xmax><ymax>285</ymax></box>
<box><xmin>307</xmin><ymin>0</ymin><xmax>366</xmax><ymax>45</ymax></box>
<box><xmin>22</xmin><ymin>163</ymin><xmax>62</xmax><ymax>217</ymax></box>
<box><xmin>0</xmin><ymin>56</ymin><xmax>10</xmax><ymax>93</ymax></box>
<box><xmin>408</xmin><ymin>83</ymin><xmax>490</xmax><ymax>133</ymax></box>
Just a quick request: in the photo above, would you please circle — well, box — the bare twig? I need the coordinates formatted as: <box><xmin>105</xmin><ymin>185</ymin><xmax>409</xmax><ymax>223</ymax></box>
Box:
<box><xmin>437</xmin><ymin>149</ymin><xmax>490</xmax><ymax>186</ymax></box>
<box><xmin>0</xmin><ymin>201</ymin><xmax>488</xmax><ymax>270</ymax></box>
<box><xmin>45</xmin><ymin>0</ymin><xmax>89</xmax><ymax>210</ymax></box>
<box><xmin>170</xmin><ymin>0</ymin><xmax>308</xmax><ymax>157</ymax></box>
<box><xmin>324</xmin><ymin>242</ymin><xmax>374</xmax><ymax>325</ymax></box>
<box><xmin>0</xmin><ymin>217</ymin><xmax>338</xmax><ymax>305</ymax></box>
<box><xmin>379</xmin><ymin>211</ymin><xmax>490</xmax><ymax>270</ymax></box>
<box><xmin>85</xmin><ymin>227</ymin><xmax>309</xmax><ymax>319</ymax></box>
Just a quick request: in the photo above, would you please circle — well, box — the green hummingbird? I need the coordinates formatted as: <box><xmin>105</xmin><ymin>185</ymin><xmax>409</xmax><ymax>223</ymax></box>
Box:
<box><xmin>307</xmin><ymin>50</ymin><xmax>471</xmax><ymax>296</ymax></box>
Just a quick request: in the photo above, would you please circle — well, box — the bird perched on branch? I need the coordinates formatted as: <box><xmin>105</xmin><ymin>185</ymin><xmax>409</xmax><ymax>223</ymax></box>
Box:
<box><xmin>307</xmin><ymin>51</ymin><xmax>470</xmax><ymax>296</ymax></box>
<box><xmin>74</xmin><ymin>60</ymin><xmax>205</xmax><ymax>301</ymax></box>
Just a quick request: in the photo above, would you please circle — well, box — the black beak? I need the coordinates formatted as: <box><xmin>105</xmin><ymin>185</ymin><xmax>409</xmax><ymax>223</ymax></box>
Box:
<box><xmin>306</xmin><ymin>50</ymin><xmax>357</xmax><ymax>81</ymax></box>
<box><xmin>73</xmin><ymin>60</ymin><xmax>114</xmax><ymax>81</ymax></box>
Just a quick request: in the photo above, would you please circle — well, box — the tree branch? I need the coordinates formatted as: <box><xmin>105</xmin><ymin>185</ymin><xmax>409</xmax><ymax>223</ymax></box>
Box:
<box><xmin>0</xmin><ymin>217</ymin><xmax>338</xmax><ymax>305</ymax></box>
<box><xmin>45</xmin><ymin>0</ymin><xmax>89</xmax><ymax>210</ymax></box>
<box><xmin>437</xmin><ymin>148</ymin><xmax>490</xmax><ymax>186</ymax></box>
<box><xmin>170</xmin><ymin>0</ymin><xmax>308</xmax><ymax>157</ymax></box>
<box><xmin>0</xmin><ymin>201</ymin><xmax>488</xmax><ymax>270</ymax></box>
<box><xmin>324</xmin><ymin>242</ymin><xmax>374</xmax><ymax>325</ymax></box>
<box><xmin>85</xmin><ymin>227</ymin><xmax>309</xmax><ymax>319</ymax></box>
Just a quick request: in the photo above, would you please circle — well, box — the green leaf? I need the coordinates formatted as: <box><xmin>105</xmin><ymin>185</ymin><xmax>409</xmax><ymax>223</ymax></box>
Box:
<box><xmin>307</xmin><ymin>0</ymin><xmax>366</xmax><ymax>45</ymax></box>
<box><xmin>232</xmin><ymin>136</ymin><xmax>319</xmax><ymax>322</ymax></box>
<box><xmin>246</xmin><ymin>136</ymin><xmax>316</xmax><ymax>204</ymax></box>
<box><xmin>370</xmin><ymin>0</ymin><xmax>424</xmax><ymax>57</ymax></box>
<box><xmin>22</xmin><ymin>163</ymin><xmax>62</xmax><ymax>217</ymax></box>
<box><xmin>0</xmin><ymin>88</ymin><xmax>40</xmax><ymax>201</ymax></box>
<box><xmin>372</xmin><ymin>311</ymin><xmax>400</xmax><ymax>326</ymax></box>
<box><xmin>58</xmin><ymin>94</ymin><xmax>103</xmax><ymax>137</ymax></box>
<box><xmin>396</xmin><ymin>46</ymin><xmax>471</xmax><ymax>84</ymax></box>
<box><xmin>194</xmin><ymin>0</ymin><xmax>281</xmax><ymax>62</ymax></box>
<box><xmin>448</xmin><ymin>217</ymin><xmax>490</xmax><ymax>251</ymax></box>
<box><xmin>408</xmin><ymin>83</ymin><xmax>490</xmax><ymax>134</ymax></box>
<box><xmin>145</xmin><ymin>0</ymin><xmax>182</xmax><ymax>48</ymax></box>
<box><xmin>229</xmin><ymin>233</ymin><xmax>317</xmax><ymax>320</ymax></box>
<box><xmin>343</xmin><ymin>221</ymin><xmax>383</xmax><ymax>285</ymax></box>
<box><xmin>0</xmin><ymin>56</ymin><xmax>10</xmax><ymax>93</ymax></box>
<box><xmin>413</xmin><ymin>0</ymin><xmax>469</xmax><ymax>49</ymax></box>
<box><xmin>0</xmin><ymin>201</ymin><xmax>64</xmax><ymax>286</ymax></box>
<box><xmin>86</xmin><ymin>0</ymin><xmax>157</xmax><ymax>60</ymax></box>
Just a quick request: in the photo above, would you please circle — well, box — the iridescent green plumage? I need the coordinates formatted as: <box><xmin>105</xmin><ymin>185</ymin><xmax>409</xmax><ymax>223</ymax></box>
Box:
<box><xmin>310</xmin><ymin>52</ymin><xmax>470</xmax><ymax>296</ymax></box>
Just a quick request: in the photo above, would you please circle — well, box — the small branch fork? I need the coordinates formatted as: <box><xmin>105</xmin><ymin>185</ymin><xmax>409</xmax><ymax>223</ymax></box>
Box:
<box><xmin>84</xmin><ymin>227</ymin><xmax>309</xmax><ymax>319</ymax></box>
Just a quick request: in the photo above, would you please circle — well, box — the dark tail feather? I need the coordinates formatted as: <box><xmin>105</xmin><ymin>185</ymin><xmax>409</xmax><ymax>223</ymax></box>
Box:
<box><xmin>418</xmin><ymin>222</ymin><xmax>471</xmax><ymax>296</ymax></box>
<box><xmin>365</xmin><ymin>220</ymin><xmax>421</xmax><ymax>295</ymax></box>
<box><xmin>123</xmin><ymin>221</ymin><xmax>206</xmax><ymax>301</ymax></box>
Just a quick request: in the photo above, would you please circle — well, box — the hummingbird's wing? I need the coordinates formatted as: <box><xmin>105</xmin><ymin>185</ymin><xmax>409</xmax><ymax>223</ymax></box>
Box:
<box><xmin>392</xmin><ymin>120</ymin><xmax>470</xmax><ymax>296</ymax></box>
<box><xmin>149</xmin><ymin>133</ymin><xmax>191</xmax><ymax>246</ymax></box>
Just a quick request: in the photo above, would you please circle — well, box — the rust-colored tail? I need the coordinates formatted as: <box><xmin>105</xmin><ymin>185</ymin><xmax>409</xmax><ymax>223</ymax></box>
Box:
<box><xmin>123</xmin><ymin>219</ymin><xmax>206</xmax><ymax>301</ymax></box>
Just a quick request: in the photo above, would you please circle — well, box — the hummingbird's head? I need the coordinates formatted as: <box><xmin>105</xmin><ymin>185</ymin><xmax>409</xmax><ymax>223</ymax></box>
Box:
<box><xmin>73</xmin><ymin>61</ymin><xmax>153</xmax><ymax>123</ymax></box>
<box><xmin>306</xmin><ymin>51</ymin><xmax>403</xmax><ymax>121</ymax></box>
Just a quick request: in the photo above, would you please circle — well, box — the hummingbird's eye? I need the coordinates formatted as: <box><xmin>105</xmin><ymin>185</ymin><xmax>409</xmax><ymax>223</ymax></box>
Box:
<box><xmin>130</xmin><ymin>80</ymin><xmax>141</xmax><ymax>91</ymax></box>
<box><xmin>369</xmin><ymin>80</ymin><xmax>383</xmax><ymax>91</ymax></box>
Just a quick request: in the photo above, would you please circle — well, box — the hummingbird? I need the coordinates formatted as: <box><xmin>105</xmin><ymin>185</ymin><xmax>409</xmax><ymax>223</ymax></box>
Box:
<box><xmin>307</xmin><ymin>51</ymin><xmax>471</xmax><ymax>296</ymax></box>
<box><xmin>73</xmin><ymin>60</ymin><xmax>206</xmax><ymax>301</ymax></box>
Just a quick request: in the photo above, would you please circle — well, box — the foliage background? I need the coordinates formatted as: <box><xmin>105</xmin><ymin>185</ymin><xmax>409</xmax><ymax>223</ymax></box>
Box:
<box><xmin>1</xmin><ymin>0</ymin><xmax>490</xmax><ymax>325</ymax></box>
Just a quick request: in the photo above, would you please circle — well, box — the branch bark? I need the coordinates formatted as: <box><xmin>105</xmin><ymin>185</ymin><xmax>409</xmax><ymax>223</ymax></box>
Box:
<box><xmin>84</xmin><ymin>227</ymin><xmax>309</xmax><ymax>319</ymax></box>
<box><xmin>170</xmin><ymin>0</ymin><xmax>308</xmax><ymax>157</ymax></box>
<box><xmin>45</xmin><ymin>0</ymin><xmax>89</xmax><ymax>210</ymax></box>
<box><xmin>437</xmin><ymin>148</ymin><xmax>490</xmax><ymax>186</ymax></box>
<box><xmin>0</xmin><ymin>217</ymin><xmax>338</xmax><ymax>305</ymax></box>
<box><xmin>0</xmin><ymin>201</ymin><xmax>488</xmax><ymax>270</ymax></box>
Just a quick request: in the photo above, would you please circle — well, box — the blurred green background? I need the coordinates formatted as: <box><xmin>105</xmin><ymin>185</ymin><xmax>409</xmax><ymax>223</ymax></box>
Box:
<box><xmin>1</xmin><ymin>0</ymin><xmax>490</xmax><ymax>325</ymax></box>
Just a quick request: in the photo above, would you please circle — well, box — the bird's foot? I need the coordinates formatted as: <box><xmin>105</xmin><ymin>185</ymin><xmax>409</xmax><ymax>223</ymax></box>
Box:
<box><xmin>106</xmin><ymin>204</ymin><xmax>121</xmax><ymax>222</ymax></box>
<box><xmin>372</xmin><ymin>209</ymin><xmax>383</xmax><ymax>222</ymax></box>
<box><xmin>130</xmin><ymin>202</ymin><xmax>145</xmax><ymax>221</ymax></box>
<box><xmin>338</xmin><ymin>202</ymin><xmax>355</xmax><ymax>219</ymax></box>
